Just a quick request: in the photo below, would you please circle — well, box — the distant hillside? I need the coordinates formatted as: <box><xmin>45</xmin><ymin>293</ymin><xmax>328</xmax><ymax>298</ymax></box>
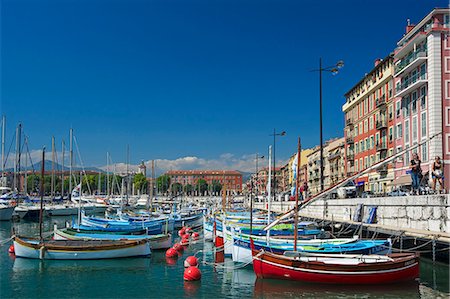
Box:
<box><xmin>5</xmin><ymin>160</ymin><xmax>104</xmax><ymax>173</ymax></box>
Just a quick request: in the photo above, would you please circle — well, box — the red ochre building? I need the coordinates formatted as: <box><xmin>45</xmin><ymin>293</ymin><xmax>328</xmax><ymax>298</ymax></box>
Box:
<box><xmin>165</xmin><ymin>170</ymin><xmax>243</xmax><ymax>194</ymax></box>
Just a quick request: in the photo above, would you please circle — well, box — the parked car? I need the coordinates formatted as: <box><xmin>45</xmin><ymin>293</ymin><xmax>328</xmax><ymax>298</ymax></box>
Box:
<box><xmin>329</xmin><ymin>181</ymin><xmax>357</xmax><ymax>199</ymax></box>
<box><xmin>387</xmin><ymin>188</ymin><xmax>410</xmax><ymax>196</ymax></box>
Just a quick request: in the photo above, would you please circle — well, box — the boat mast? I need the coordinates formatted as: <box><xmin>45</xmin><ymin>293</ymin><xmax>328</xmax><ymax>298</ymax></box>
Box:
<box><xmin>69</xmin><ymin>128</ymin><xmax>73</xmax><ymax>200</ymax></box>
<box><xmin>78</xmin><ymin>171</ymin><xmax>82</xmax><ymax>226</ymax></box>
<box><xmin>126</xmin><ymin>145</ymin><xmax>129</xmax><ymax>205</ymax></box>
<box><xmin>24</xmin><ymin>136</ymin><xmax>28</xmax><ymax>194</ymax></box>
<box><xmin>39</xmin><ymin>146</ymin><xmax>46</xmax><ymax>242</ymax></box>
<box><xmin>1</xmin><ymin>116</ymin><xmax>5</xmax><ymax>186</ymax></box>
<box><xmin>267</xmin><ymin>145</ymin><xmax>272</xmax><ymax>237</ymax></box>
<box><xmin>106</xmin><ymin>152</ymin><xmax>109</xmax><ymax>197</ymax></box>
<box><xmin>61</xmin><ymin>140</ymin><xmax>65</xmax><ymax>198</ymax></box>
<box><xmin>51</xmin><ymin>136</ymin><xmax>55</xmax><ymax>199</ymax></box>
<box><xmin>14</xmin><ymin>123</ymin><xmax>22</xmax><ymax>192</ymax></box>
<box><xmin>293</xmin><ymin>137</ymin><xmax>301</xmax><ymax>251</ymax></box>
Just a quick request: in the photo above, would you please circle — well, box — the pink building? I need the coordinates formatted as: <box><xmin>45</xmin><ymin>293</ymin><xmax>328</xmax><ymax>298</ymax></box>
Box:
<box><xmin>392</xmin><ymin>8</ymin><xmax>449</xmax><ymax>191</ymax></box>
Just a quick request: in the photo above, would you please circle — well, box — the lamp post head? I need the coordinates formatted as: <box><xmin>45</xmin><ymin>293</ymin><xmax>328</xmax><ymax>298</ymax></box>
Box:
<box><xmin>336</xmin><ymin>60</ymin><xmax>344</xmax><ymax>69</ymax></box>
<box><xmin>280</xmin><ymin>131</ymin><xmax>286</xmax><ymax>136</ymax></box>
<box><xmin>331</xmin><ymin>68</ymin><xmax>339</xmax><ymax>75</ymax></box>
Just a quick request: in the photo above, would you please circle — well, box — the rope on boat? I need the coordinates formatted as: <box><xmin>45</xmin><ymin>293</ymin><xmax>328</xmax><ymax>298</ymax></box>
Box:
<box><xmin>201</xmin><ymin>259</ymin><xmax>253</xmax><ymax>270</ymax></box>
<box><xmin>0</xmin><ymin>236</ymin><xmax>14</xmax><ymax>246</ymax></box>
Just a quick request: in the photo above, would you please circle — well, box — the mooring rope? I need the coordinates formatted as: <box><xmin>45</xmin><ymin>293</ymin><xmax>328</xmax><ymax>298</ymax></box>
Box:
<box><xmin>0</xmin><ymin>236</ymin><xmax>14</xmax><ymax>246</ymax></box>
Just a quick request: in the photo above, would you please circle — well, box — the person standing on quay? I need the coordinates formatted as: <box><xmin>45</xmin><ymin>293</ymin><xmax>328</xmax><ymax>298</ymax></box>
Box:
<box><xmin>410</xmin><ymin>153</ymin><xmax>422</xmax><ymax>195</ymax></box>
<box><xmin>432</xmin><ymin>156</ymin><xmax>444</xmax><ymax>193</ymax></box>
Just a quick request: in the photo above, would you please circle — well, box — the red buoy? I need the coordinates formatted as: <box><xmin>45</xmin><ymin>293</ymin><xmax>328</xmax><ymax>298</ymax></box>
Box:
<box><xmin>8</xmin><ymin>244</ymin><xmax>14</xmax><ymax>254</ymax></box>
<box><xmin>180</xmin><ymin>237</ymin><xmax>190</xmax><ymax>246</ymax></box>
<box><xmin>178</xmin><ymin>229</ymin><xmax>186</xmax><ymax>237</ymax></box>
<box><xmin>166</xmin><ymin>257</ymin><xmax>177</xmax><ymax>266</ymax></box>
<box><xmin>192</xmin><ymin>232</ymin><xmax>200</xmax><ymax>240</ymax></box>
<box><xmin>173</xmin><ymin>243</ymin><xmax>184</xmax><ymax>252</ymax></box>
<box><xmin>183</xmin><ymin>233</ymin><xmax>190</xmax><ymax>239</ymax></box>
<box><xmin>185</xmin><ymin>227</ymin><xmax>192</xmax><ymax>233</ymax></box>
<box><xmin>165</xmin><ymin>247</ymin><xmax>178</xmax><ymax>258</ymax></box>
<box><xmin>184</xmin><ymin>256</ymin><xmax>198</xmax><ymax>268</ymax></box>
<box><xmin>184</xmin><ymin>266</ymin><xmax>201</xmax><ymax>281</ymax></box>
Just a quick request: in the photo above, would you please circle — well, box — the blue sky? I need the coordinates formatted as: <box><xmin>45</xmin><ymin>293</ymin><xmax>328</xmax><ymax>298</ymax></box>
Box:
<box><xmin>1</xmin><ymin>0</ymin><xmax>448</xmax><ymax>172</ymax></box>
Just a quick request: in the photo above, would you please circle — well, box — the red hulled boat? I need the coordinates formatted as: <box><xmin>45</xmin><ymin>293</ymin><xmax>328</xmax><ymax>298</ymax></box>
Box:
<box><xmin>251</xmin><ymin>240</ymin><xmax>419</xmax><ymax>284</ymax></box>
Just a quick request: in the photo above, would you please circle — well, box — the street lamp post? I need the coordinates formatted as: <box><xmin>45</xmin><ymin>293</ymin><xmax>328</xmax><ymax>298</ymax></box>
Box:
<box><xmin>270</xmin><ymin>129</ymin><xmax>286</xmax><ymax>204</ymax></box>
<box><xmin>312</xmin><ymin>58</ymin><xmax>344</xmax><ymax>192</ymax></box>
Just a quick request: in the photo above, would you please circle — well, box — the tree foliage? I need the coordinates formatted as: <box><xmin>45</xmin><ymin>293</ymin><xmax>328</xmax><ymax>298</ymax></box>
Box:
<box><xmin>157</xmin><ymin>175</ymin><xmax>171</xmax><ymax>194</ymax></box>
<box><xmin>133</xmin><ymin>173</ymin><xmax>148</xmax><ymax>194</ymax></box>
<box><xmin>171</xmin><ymin>182</ymin><xmax>182</xmax><ymax>194</ymax></box>
<box><xmin>195</xmin><ymin>179</ymin><xmax>208</xmax><ymax>195</ymax></box>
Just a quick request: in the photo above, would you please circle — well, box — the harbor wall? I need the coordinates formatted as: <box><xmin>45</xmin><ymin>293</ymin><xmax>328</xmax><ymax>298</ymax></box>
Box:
<box><xmin>253</xmin><ymin>194</ymin><xmax>450</xmax><ymax>234</ymax></box>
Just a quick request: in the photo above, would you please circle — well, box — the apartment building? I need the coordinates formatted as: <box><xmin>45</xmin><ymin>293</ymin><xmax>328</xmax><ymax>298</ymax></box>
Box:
<box><xmin>392</xmin><ymin>9</ymin><xmax>450</xmax><ymax>191</ymax></box>
<box><xmin>343</xmin><ymin>56</ymin><xmax>396</xmax><ymax>193</ymax></box>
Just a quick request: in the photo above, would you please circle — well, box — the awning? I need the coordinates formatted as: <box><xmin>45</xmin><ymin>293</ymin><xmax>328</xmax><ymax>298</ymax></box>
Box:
<box><xmin>393</xmin><ymin>175</ymin><xmax>412</xmax><ymax>186</ymax></box>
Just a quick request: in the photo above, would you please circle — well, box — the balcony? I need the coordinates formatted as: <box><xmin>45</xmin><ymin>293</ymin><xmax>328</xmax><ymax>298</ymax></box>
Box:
<box><xmin>328</xmin><ymin>152</ymin><xmax>341</xmax><ymax>161</ymax></box>
<box><xmin>346</xmin><ymin>136</ymin><xmax>354</xmax><ymax>144</ymax></box>
<box><xmin>376</xmin><ymin>142</ymin><xmax>387</xmax><ymax>152</ymax></box>
<box><xmin>376</xmin><ymin>119</ymin><xmax>387</xmax><ymax>130</ymax></box>
<box><xmin>395</xmin><ymin>73</ymin><xmax>427</xmax><ymax>98</ymax></box>
<box><xmin>347</xmin><ymin>153</ymin><xmax>354</xmax><ymax>161</ymax></box>
<box><xmin>377</xmin><ymin>165</ymin><xmax>388</xmax><ymax>174</ymax></box>
<box><xmin>346</xmin><ymin>118</ymin><xmax>354</xmax><ymax>127</ymax></box>
<box><xmin>375</xmin><ymin>96</ymin><xmax>386</xmax><ymax>108</ymax></box>
<box><xmin>394</xmin><ymin>50</ymin><xmax>427</xmax><ymax>77</ymax></box>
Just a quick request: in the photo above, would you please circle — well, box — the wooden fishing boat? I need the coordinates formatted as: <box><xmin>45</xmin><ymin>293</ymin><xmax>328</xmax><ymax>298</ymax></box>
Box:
<box><xmin>53</xmin><ymin>229</ymin><xmax>172</xmax><ymax>250</ymax></box>
<box><xmin>13</xmin><ymin>237</ymin><xmax>151</xmax><ymax>259</ymax></box>
<box><xmin>251</xmin><ymin>240</ymin><xmax>419</xmax><ymax>284</ymax></box>
<box><xmin>232</xmin><ymin>233</ymin><xmax>391</xmax><ymax>264</ymax></box>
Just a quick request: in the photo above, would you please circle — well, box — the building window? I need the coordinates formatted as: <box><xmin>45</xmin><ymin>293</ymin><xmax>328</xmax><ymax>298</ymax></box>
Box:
<box><xmin>420</xmin><ymin>86</ymin><xmax>426</xmax><ymax>109</ymax></box>
<box><xmin>421</xmin><ymin>112</ymin><xmax>427</xmax><ymax>138</ymax></box>
<box><xmin>403</xmin><ymin>96</ymin><xmax>411</xmax><ymax>117</ymax></box>
<box><xmin>420</xmin><ymin>63</ymin><xmax>426</xmax><ymax>79</ymax></box>
<box><xmin>412</xmin><ymin>116</ymin><xmax>418</xmax><ymax>142</ymax></box>
<box><xmin>371</xmin><ymin>135</ymin><xmax>374</xmax><ymax>149</ymax></box>
<box><xmin>365</xmin><ymin>138</ymin><xmax>369</xmax><ymax>151</ymax></box>
<box><xmin>396</xmin><ymin>123</ymin><xmax>403</xmax><ymax>138</ymax></box>
<box><xmin>361</xmin><ymin>140</ymin><xmax>365</xmax><ymax>152</ymax></box>
<box><xmin>404</xmin><ymin>119</ymin><xmax>410</xmax><ymax>144</ymax></box>
<box><xmin>364</xmin><ymin>120</ymin><xmax>368</xmax><ymax>133</ymax></box>
<box><xmin>421</xmin><ymin>143</ymin><xmax>428</xmax><ymax>162</ymax></box>
<box><xmin>412</xmin><ymin>91</ymin><xmax>417</xmax><ymax>114</ymax></box>
<box><xmin>364</xmin><ymin>157</ymin><xmax>368</xmax><ymax>169</ymax></box>
<box><xmin>355</xmin><ymin>160</ymin><xmax>359</xmax><ymax>171</ymax></box>
<box><xmin>404</xmin><ymin>151</ymin><xmax>410</xmax><ymax>167</ymax></box>
<box><xmin>396</xmin><ymin>101</ymin><xmax>401</xmax><ymax>118</ymax></box>
<box><xmin>359</xmin><ymin>158</ymin><xmax>363</xmax><ymax>170</ymax></box>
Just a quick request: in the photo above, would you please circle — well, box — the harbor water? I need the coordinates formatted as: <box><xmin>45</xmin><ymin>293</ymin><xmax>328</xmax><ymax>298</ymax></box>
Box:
<box><xmin>0</xmin><ymin>216</ymin><xmax>449</xmax><ymax>299</ymax></box>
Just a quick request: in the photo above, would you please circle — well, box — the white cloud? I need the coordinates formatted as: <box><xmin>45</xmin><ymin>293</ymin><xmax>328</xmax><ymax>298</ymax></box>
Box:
<box><xmin>100</xmin><ymin>153</ymin><xmax>287</xmax><ymax>176</ymax></box>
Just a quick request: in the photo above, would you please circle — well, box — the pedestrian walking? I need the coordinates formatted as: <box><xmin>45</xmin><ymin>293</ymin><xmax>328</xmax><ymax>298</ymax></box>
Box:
<box><xmin>410</xmin><ymin>153</ymin><xmax>422</xmax><ymax>195</ymax></box>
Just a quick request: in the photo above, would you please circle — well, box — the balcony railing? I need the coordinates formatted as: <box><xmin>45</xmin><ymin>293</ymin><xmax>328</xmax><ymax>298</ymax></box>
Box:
<box><xmin>376</xmin><ymin>142</ymin><xmax>387</xmax><ymax>151</ymax></box>
<box><xmin>346</xmin><ymin>136</ymin><xmax>354</xmax><ymax>144</ymax></box>
<box><xmin>346</xmin><ymin>118</ymin><xmax>354</xmax><ymax>127</ymax></box>
<box><xmin>376</xmin><ymin>119</ymin><xmax>387</xmax><ymax>130</ymax></box>
<box><xmin>375</xmin><ymin>95</ymin><xmax>386</xmax><ymax>108</ymax></box>
<box><xmin>347</xmin><ymin>153</ymin><xmax>354</xmax><ymax>161</ymax></box>
<box><xmin>394</xmin><ymin>50</ymin><xmax>427</xmax><ymax>75</ymax></box>
<box><xmin>395</xmin><ymin>73</ymin><xmax>427</xmax><ymax>97</ymax></box>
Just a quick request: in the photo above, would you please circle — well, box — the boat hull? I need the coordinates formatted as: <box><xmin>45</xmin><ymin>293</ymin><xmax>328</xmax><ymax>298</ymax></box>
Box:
<box><xmin>54</xmin><ymin>229</ymin><xmax>172</xmax><ymax>250</ymax></box>
<box><xmin>0</xmin><ymin>206</ymin><xmax>15</xmax><ymax>221</ymax></box>
<box><xmin>174</xmin><ymin>214</ymin><xmax>204</xmax><ymax>229</ymax></box>
<box><xmin>252</xmin><ymin>250</ymin><xmax>419</xmax><ymax>284</ymax></box>
<box><xmin>13</xmin><ymin>238</ymin><xmax>151</xmax><ymax>260</ymax></box>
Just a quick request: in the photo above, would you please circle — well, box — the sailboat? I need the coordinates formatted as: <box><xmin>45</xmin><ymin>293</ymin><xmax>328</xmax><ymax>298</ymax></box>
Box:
<box><xmin>13</xmin><ymin>147</ymin><xmax>151</xmax><ymax>260</ymax></box>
